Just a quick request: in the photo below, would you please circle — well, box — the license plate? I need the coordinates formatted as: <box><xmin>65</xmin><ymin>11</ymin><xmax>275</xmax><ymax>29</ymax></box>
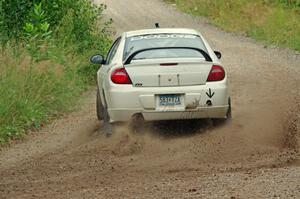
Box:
<box><xmin>159</xmin><ymin>94</ymin><xmax>181</xmax><ymax>106</ymax></box>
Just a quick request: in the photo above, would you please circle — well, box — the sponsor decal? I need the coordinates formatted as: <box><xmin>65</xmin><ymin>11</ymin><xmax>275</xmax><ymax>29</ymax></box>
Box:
<box><xmin>130</xmin><ymin>34</ymin><xmax>198</xmax><ymax>41</ymax></box>
<box><xmin>206</xmin><ymin>88</ymin><xmax>215</xmax><ymax>99</ymax></box>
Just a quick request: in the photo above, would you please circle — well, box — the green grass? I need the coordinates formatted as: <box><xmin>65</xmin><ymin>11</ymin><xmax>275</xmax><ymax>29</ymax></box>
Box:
<box><xmin>0</xmin><ymin>44</ymin><xmax>108</xmax><ymax>143</ymax></box>
<box><xmin>0</xmin><ymin>38</ymin><xmax>112</xmax><ymax>144</ymax></box>
<box><xmin>166</xmin><ymin>0</ymin><xmax>300</xmax><ymax>52</ymax></box>
<box><xmin>0</xmin><ymin>1</ymin><xmax>112</xmax><ymax>144</ymax></box>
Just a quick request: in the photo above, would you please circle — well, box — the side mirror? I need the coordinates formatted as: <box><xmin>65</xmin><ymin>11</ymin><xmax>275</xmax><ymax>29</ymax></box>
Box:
<box><xmin>90</xmin><ymin>55</ymin><xmax>105</xmax><ymax>64</ymax></box>
<box><xmin>214</xmin><ymin>51</ymin><xmax>222</xmax><ymax>59</ymax></box>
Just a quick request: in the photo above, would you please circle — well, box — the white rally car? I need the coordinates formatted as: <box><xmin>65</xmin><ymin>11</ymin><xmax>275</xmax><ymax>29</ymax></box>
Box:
<box><xmin>91</xmin><ymin>28</ymin><xmax>231</xmax><ymax>135</ymax></box>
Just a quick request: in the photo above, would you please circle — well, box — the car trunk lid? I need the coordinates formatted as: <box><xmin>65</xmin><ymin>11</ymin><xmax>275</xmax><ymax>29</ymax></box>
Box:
<box><xmin>124</xmin><ymin>58</ymin><xmax>212</xmax><ymax>87</ymax></box>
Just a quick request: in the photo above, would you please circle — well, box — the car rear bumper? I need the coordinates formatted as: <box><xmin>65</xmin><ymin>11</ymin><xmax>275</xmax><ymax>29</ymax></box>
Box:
<box><xmin>108</xmin><ymin>106</ymin><xmax>229</xmax><ymax>122</ymax></box>
<box><xmin>105</xmin><ymin>82</ymin><xmax>229</xmax><ymax>123</ymax></box>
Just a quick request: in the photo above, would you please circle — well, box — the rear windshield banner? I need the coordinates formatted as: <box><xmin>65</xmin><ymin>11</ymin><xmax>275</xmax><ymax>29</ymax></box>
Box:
<box><xmin>130</xmin><ymin>34</ymin><xmax>199</xmax><ymax>41</ymax></box>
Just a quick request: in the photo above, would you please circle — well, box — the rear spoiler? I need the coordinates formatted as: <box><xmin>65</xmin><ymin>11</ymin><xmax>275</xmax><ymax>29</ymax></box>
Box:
<box><xmin>124</xmin><ymin>47</ymin><xmax>212</xmax><ymax>65</ymax></box>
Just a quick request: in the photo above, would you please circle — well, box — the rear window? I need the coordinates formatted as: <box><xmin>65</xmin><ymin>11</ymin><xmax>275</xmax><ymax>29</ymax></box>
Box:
<box><xmin>124</xmin><ymin>34</ymin><xmax>207</xmax><ymax>60</ymax></box>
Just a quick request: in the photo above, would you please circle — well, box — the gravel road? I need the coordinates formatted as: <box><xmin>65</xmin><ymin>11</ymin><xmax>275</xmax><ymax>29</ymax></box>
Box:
<box><xmin>0</xmin><ymin>0</ymin><xmax>300</xmax><ymax>198</ymax></box>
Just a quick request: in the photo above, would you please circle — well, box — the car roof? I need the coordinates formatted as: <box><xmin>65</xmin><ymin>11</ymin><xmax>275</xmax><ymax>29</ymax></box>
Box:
<box><xmin>124</xmin><ymin>28</ymin><xmax>200</xmax><ymax>37</ymax></box>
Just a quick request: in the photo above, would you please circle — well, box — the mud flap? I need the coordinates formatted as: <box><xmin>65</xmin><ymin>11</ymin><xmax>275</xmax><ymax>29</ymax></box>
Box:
<box><xmin>103</xmin><ymin>107</ymin><xmax>113</xmax><ymax>137</ymax></box>
<box><xmin>96</xmin><ymin>88</ymin><xmax>104</xmax><ymax>120</ymax></box>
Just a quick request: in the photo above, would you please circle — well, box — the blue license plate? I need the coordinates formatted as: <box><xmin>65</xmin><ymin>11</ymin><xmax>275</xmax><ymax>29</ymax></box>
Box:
<box><xmin>159</xmin><ymin>95</ymin><xmax>181</xmax><ymax>106</ymax></box>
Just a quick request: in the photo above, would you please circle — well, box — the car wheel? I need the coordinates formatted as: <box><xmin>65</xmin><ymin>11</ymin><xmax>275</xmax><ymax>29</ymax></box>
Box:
<box><xmin>103</xmin><ymin>104</ymin><xmax>114</xmax><ymax>137</ymax></box>
<box><xmin>96</xmin><ymin>88</ymin><xmax>104</xmax><ymax>120</ymax></box>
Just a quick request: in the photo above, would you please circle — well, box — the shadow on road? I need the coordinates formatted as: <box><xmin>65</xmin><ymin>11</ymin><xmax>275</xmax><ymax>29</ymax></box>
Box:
<box><xmin>144</xmin><ymin>119</ymin><xmax>220</xmax><ymax>138</ymax></box>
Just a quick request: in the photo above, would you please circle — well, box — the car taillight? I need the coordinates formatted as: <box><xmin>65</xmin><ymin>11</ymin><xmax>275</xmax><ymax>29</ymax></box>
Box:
<box><xmin>111</xmin><ymin>68</ymin><xmax>132</xmax><ymax>84</ymax></box>
<box><xmin>207</xmin><ymin>65</ymin><xmax>225</xmax><ymax>82</ymax></box>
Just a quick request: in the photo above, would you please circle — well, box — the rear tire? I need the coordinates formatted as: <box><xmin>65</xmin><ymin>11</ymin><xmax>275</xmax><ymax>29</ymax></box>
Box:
<box><xmin>96</xmin><ymin>88</ymin><xmax>104</xmax><ymax>121</ymax></box>
<box><xmin>97</xmin><ymin>88</ymin><xmax>113</xmax><ymax>136</ymax></box>
<box><xmin>130</xmin><ymin>114</ymin><xmax>145</xmax><ymax>133</ymax></box>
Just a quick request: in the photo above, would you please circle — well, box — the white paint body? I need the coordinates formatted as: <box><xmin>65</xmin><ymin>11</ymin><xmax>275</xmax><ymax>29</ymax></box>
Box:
<box><xmin>97</xmin><ymin>28</ymin><xmax>230</xmax><ymax>123</ymax></box>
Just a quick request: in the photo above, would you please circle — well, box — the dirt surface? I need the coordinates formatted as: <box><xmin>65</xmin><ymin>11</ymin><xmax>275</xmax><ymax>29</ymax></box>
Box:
<box><xmin>1</xmin><ymin>0</ymin><xmax>300</xmax><ymax>198</ymax></box>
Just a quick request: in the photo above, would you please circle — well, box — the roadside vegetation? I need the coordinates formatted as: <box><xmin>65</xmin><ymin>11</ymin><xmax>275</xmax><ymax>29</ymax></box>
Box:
<box><xmin>0</xmin><ymin>0</ymin><xmax>112</xmax><ymax>143</ymax></box>
<box><xmin>166</xmin><ymin>0</ymin><xmax>300</xmax><ymax>52</ymax></box>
